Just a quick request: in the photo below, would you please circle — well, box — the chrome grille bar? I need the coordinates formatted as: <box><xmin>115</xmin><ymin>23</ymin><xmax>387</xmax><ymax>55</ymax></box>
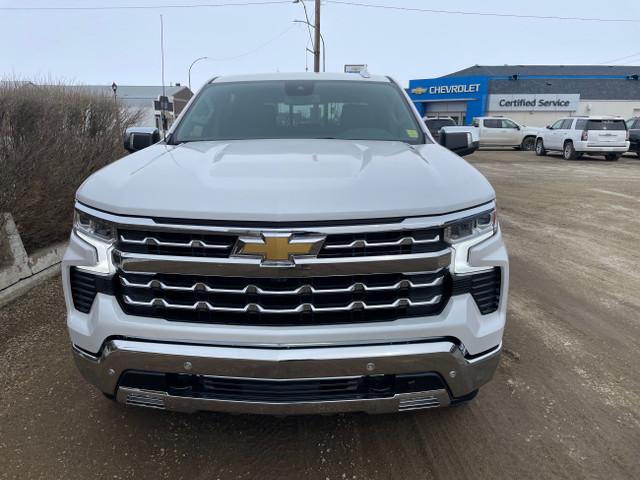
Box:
<box><xmin>119</xmin><ymin>273</ymin><xmax>444</xmax><ymax>295</ymax></box>
<box><xmin>324</xmin><ymin>235</ymin><xmax>440</xmax><ymax>250</ymax></box>
<box><xmin>122</xmin><ymin>295</ymin><xmax>443</xmax><ymax>314</ymax></box>
<box><xmin>114</xmin><ymin>250</ymin><xmax>451</xmax><ymax>277</ymax></box>
<box><xmin>119</xmin><ymin>234</ymin><xmax>230</xmax><ymax>250</ymax></box>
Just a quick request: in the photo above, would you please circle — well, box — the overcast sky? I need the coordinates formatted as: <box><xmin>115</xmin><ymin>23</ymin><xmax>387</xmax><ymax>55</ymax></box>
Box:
<box><xmin>2</xmin><ymin>0</ymin><xmax>639</xmax><ymax>92</ymax></box>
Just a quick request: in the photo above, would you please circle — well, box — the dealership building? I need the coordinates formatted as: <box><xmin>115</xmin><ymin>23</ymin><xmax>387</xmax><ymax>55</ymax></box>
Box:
<box><xmin>408</xmin><ymin>65</ymin><xmax>640</xmax><ymax>126</ymax></box>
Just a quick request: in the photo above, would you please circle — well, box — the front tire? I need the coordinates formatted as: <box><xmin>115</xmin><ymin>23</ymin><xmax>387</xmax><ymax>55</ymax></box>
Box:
<box><xmin>522</xmin><ymin>136</ymin><xmax>535</xmax><ymax>151</ymax></box>
<box><xmin>535</xmin><ymin>138</ymin><xmax>546</xmax><ymax>156</ymax></box>
<box><xmin>563</xmin><ymin>142</ymin><xmax>576</xmax><ymax>160</ymax></box>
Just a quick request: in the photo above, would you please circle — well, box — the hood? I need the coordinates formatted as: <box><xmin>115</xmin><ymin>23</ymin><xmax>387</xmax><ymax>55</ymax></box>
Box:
<box><xmin>522</xmin><ymin>125</ymin><xmax>544</xmax><ymax>134</ymax></box>
<box><xmin>77</xmin><ymin>139</ymin><xmax>495</xmax><ymax>222</ymax></box>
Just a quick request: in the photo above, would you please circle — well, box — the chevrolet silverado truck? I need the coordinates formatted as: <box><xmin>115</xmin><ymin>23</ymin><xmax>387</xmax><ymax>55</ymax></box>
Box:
<box><xmin>472</xmin><ymin>116</ymin><xmax>541</xmax><ymax>150</ymax></box>
<box><xmin>63</xmin><ymin>73</ymin><xmax>509</xmax><ymax>415</ymax></box>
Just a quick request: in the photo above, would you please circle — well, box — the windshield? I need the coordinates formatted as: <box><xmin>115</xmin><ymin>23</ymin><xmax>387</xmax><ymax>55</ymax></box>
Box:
<box><xmin>172</xmin><ymin>80</ymin><xmax>424</xmax><ymax>144</ymax></box>
<box><xmin>586</xmin><ymin>119</ymin><xmax>626</xmax><ymax>130</ymax></box>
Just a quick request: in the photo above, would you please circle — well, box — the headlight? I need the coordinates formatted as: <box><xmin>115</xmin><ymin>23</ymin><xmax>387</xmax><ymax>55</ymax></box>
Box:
<box><xmin>74</xmin><ymin>210</ymin><xmax>116</xmax><ymax>243</ymax></box>
<box><xmin>445</xmin><ymin>209</ymin><xmax>497</xmax><ymax>244</ymax></box>
<box><xmin>446</xmin><ymin>209</ymin><xmax>498</xmax><ymax>274</ymax></box>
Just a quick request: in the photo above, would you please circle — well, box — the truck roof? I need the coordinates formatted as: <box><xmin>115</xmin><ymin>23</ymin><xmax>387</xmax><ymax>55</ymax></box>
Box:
<box><xmin>208</xmin><ymin>72</ymin><xmax>393</xmax><ymax>84</ymax></box>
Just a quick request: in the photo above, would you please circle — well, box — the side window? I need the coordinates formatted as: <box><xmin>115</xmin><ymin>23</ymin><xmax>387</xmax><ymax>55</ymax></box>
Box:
<box><xmin>550</xmin><ymin>119</ymin><xmax>564</xmax><ymax>130</ymax></box>
<box><xmin>627</xmin><ymin>118</ymin><xmax>638</xmax><ymax>129</ymax></box>
<box><xmin>502</xmin><ymin>119</ymin><xmax>518</xmax><ymax>129</ymax></box>
<box><xmin>560</xmin><ymin>119</ymin><xmax>573</xmax><ymax>129</ymax></box>
<box><xmin>575</xmin><ymin>119</ymin><xmax>587</xmax><ymax>130</ymax></box>
<box><xmin>484</xmin><ymin>119</ymin><xmax>500</xmax><ymax>128</ymax></box>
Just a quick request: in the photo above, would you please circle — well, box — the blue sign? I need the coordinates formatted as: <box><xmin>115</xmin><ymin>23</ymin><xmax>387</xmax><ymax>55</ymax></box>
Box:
<box><xmin>408</xmin><ymin>75</ymin><xmax>488</xmax><ymax>125</ymax></box>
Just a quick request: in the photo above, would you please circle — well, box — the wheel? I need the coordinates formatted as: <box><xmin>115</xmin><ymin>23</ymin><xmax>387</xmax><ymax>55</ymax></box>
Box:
<box><xmin>535</xmin><ymin>138</ymin><xmax>546</xmax><ymax>156</ymax></box>
<box><xmin>604</xmin><ymin>154</ymin><xmax>620</xmax><ymax>161</ymax></box>
<box><xmin>563</xmin><ymin>142</ymin><xmax>576</xmax><ymax>160</ymax></box>
<box><xmin>521</xmin><ymin>136</ymin><xmax>535</xmax><ymax>151</ymax></box>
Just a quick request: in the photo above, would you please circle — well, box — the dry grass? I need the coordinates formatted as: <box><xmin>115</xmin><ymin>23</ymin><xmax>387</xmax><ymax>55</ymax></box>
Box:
<box><xmin>0</xmin><ymin>80</ymin><xmax>143</xmax><ymax>253</ymax></box>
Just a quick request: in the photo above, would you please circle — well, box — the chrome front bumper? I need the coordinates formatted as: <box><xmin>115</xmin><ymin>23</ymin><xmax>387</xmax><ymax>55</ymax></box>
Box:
<box><xmin>72</xmin><ymin>339</ymin><xmax>502</xmax><ymax>415</ymax></box>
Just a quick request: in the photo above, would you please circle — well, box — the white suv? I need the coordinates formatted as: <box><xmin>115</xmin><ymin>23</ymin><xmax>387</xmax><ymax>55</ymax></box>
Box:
<box><xmin>535</xmin><ymin>116</ymin><xmax>629</xmax><ymax>161</ymax></box>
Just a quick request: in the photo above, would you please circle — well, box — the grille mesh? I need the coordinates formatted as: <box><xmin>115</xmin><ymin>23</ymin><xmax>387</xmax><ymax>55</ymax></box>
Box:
<box><xmin>116</xmin><ymin>270</ymin><xmax>450</xmax><ymax>326</ymax></box>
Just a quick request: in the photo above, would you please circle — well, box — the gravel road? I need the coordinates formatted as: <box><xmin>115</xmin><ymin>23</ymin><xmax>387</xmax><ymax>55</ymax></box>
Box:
<box><xmin>1</xmin><ymin>150</ymin><xmax>639</xmax><ymax>480</ymax></box>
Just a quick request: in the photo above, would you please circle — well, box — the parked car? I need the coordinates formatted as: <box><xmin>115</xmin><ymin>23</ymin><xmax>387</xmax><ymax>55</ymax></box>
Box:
<box><xmin>423</xmin><ymin>116</ymin><xmax>456</xmax><ymax>141</ymax></box>
<box><xmin>62</xmin><ymin>72</ymin><xmax>509</xmax><ymax>415</ymax></box>
<box><xmin>626</xmin><ymin>117</ymin><xmax>640</xmax><ymax>158</ymax></box>
<box><xmin>472</xmin><ymin>116</ymin><xmax>541</xmax><ymax>150</ymax></box>
<box><xmin>535</xmin><ymin>116</ymin><xmax>629</xmax><ymax>161</ymax></box>
<box><xmin>422</xmin><ymin>116</ymin><xmax>478</xmax><ymax>156</ymax></box>
<box><xmin>438</xmin><ymin>125</ymin><xmax>480</xmax><ymax>156</ymax></box>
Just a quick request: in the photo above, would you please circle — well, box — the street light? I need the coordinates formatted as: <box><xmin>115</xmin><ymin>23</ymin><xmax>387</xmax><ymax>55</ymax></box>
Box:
<box><xmin>188</xmin><ymin>56</ymin><xmax>209</xmax><ymax>92</ymax></box>
<box><xmin>293</xmin><ymin>20</ymin><xmax>325</xmax><ymax>72</ymax></box>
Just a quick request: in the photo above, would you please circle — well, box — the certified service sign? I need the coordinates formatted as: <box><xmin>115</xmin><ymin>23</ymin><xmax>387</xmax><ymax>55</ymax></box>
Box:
<box><xmin>488</xmin><ymin>94</ymin><xmax>580</xmax><ymax>111</ymax></box>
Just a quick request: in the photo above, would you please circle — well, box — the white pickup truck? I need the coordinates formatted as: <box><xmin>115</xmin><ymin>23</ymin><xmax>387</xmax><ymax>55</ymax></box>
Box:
<box><xmin>63</xmin><ymin>73</ymin><xmax>509</xmax><ymax>415</ymax></box>
<box><xmin>472</xmin><ymin>116</ymin><xmax>542</xmax><ymax>150</ymax></box>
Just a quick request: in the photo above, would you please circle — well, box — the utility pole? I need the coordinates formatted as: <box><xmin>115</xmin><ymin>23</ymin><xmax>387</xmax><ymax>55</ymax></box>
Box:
<box><xmin>313</xmin><ymin>0</ymin><xmax>321</xmax><ymax>73</ymax></box>
<box><xmin>293</xmin><ymin>0</ymin><xmax>323</xmax><ymax>72</ymax></box>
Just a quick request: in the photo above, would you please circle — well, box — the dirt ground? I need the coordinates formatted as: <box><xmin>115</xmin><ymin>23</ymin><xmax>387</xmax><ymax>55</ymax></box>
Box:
<box><xmin>1</xmin><ymin>150</ymin><xmax>639</xmax><ymax>480</ymax></box>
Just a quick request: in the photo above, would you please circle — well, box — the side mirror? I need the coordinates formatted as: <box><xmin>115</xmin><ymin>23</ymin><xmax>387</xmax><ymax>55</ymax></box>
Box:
<box><xmin>439</xmin><ymin>129</ymin><xmax>477</xmax><ymax>157</ymax></box>
<box><xmin>124</xmin><ymin>127</ymin><xmax>161</xmax><ymax>153</ymax></box>
<box><xmin>516</xmin><ymin>125</ymin><xmax>521</xmax><ymax>130</ymax></box>
<box><xmin>546</xmin><ymin>125</ymin><xmax>551</xmax><ymax>129</ymax></box>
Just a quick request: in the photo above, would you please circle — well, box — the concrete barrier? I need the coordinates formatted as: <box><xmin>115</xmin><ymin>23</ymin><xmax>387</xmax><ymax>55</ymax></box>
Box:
<box><xmin>0</xmin><ymin>213</ymin><xmax>67</xmax><ymax>306</ymax></box>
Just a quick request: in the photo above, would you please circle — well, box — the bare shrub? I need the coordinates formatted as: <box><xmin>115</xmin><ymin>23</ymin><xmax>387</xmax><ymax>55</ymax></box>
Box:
<box><xmin>0</xmin><ymin>80</ymin><xmax>143</xmax><ymax>253</ymax></box>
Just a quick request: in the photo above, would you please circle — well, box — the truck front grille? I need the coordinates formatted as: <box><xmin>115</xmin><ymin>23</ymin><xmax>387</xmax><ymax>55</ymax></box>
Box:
<box><xmin>116</xmin><ymin>227</ymin><xmax>445</xmax><ymax>259</ymax></box>
<box><xmin>115</xmin><ymin>270</ymin><xmax>450</xmax><ymax>326</ymax></box>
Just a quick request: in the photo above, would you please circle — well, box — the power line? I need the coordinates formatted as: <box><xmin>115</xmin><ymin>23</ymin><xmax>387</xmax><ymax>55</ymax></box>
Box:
<box><xmin>205</xmin><ymin>23</ymin><xmax>297</xmax><ymax>61</ymax></box>
<box><xmin>600</xmin><ymin>51</ymin><xmax>640</xmax><ymax>64</ymax></box>
<box><xmin>325</xmin><ymin>1</ymin><xmax>640</xmax><ymax>23</ymax></box>
<box><xmin>0</xmin><ymin>1</ymin><xmax>291</xmax><ymax>11</ymax></box>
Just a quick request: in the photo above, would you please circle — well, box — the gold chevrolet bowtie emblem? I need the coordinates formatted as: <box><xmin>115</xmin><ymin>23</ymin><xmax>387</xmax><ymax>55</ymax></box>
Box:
<box><xmin>411</xmin><ymin>87</ymin><xmax>427</xmax><ymax>95</ymax></box>
<box><xmin>233</xmin><ymin>234</ymin><xmax>325</xmax><ymax>263</ymax></box>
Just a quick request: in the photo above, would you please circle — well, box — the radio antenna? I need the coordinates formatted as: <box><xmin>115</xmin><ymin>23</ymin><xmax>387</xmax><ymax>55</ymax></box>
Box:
<box><xmin>160</xmin><ymin>14</ymin><xmax>166</xmax><ymax>137</ymax></box>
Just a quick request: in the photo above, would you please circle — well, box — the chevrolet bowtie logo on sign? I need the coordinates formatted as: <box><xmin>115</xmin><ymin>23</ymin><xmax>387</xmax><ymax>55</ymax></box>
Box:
<box><xmin>232</xmin><ymin>234</ymin><xmax>326</xmax><ymax>264</ymax></box>
<box><xmin>410</xmin><ymin>87</ymin><xmax>427</xmax><ymax>95</ymax></box>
